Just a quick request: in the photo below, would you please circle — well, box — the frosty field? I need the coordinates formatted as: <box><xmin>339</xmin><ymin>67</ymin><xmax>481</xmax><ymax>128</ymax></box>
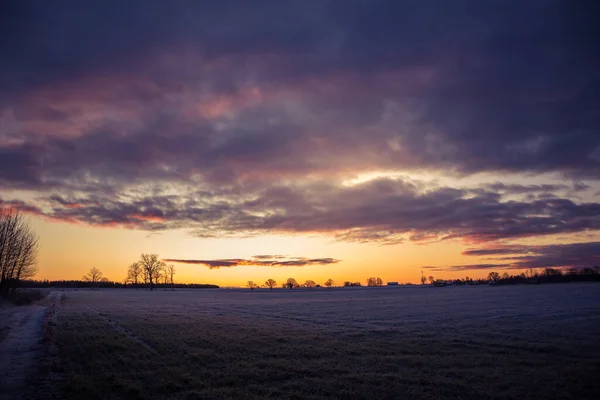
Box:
<box><xmin>38</xmin><ymin>284</ymin><xmax>600</xmax><ymax>399</ymax></box>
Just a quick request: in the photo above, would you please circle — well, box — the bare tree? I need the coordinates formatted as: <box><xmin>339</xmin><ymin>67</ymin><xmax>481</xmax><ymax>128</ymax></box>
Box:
<box><xmin>542</xmin><ymin>268</ymin><xmax>562</xmax><ymax>277</ymax></box>
<box><xmin>153</xmin><ymin>264</ymin><xmax>164</xmax><ymax>290</ymax></box>
<box><xmin>142</xmin><ymin>269</ymin><xmax>149</xmax><ymax>288</ymax></box>
<box><xmin>303</xmin><ymin>280</ymin><xmax>316</xmax><ymax>289</ymax></box>
<box><xmin>166</xmin><ymin>264</ymin><xmax>175</xmax><ymax>290</ymax></box>
<box><xmin>367</xmin><ymin>277</ymin><xmax>383</xmax><ymax>287</ymax></box>
<box><xmin>83</xmin><ymin>267</ymin><xmax>104</xmax><ymax>288</ymax></box>
<box><xmin>285</xmin><ymin>278</ymin><xmax>298</xmax><ymax>289</ymax></box>
<box><xmin>126</xmin><ymin>262</ymin><xmax>142</xmax><ymax>290</ymax></box>
<box><xmin>428</xmin><ymin>276</ymin><xmax>435</xmax><ymax>285</ymax></box>
<box><xmin>524</xmin><ymin>268</ymin><xmax>538</xmax><ymax>279</ymax></box>
<box><xmin>0</xmin><ymin>206</ymin><xmax>39</xmax><ymax>297</ymax></box>
<box><xmin>264</xmin><ymin>278</ymin><xmax>277</xmax><ymax>289</ymax></box>
<box><xmin>247</xmin><ymin>281</ymin><xmax>259</xmax><ymax>290</ymax></box>
<box><xmin>163</xmin><ymin>268</ymin><xmax>169</xmax><ymax>291</ymax></box>
<box><xmin>324</xmin><ymin>278</ymin><xmax>334</xmax><ymax>288</ymax></box>
<box><xmin>488</xmin><ymin>271</ymin><xmax>500</xmax><ymax>283</ymax></box>
<box><xmin>139</xmin><ymin>253</ymin><xmax>164</xmax><ymax>291</ymax></box>
<box><xmin>421</xmin><ymin>274</ymin><xmax>427</xmax><ymax>285</ymax></box>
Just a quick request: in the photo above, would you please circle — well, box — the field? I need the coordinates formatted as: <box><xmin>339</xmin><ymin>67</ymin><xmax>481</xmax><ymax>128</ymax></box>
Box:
<box><xmin>27</xmin><ymin>284</ymin><xmax>600</xmax><ymax>399</ymax></box>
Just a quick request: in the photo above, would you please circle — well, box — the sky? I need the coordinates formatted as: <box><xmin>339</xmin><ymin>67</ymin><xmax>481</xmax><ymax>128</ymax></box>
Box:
<box><xmin>1</xmin><ymin>0</ymin><xmax>599</xmax><ymax>287</ymax></box>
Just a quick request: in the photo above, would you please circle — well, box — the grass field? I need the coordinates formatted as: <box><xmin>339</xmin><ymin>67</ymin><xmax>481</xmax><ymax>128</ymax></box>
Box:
<box><xmin>40</xmin><ymin>284</ymin><xmax>600</xmax><ymax>399</ymax></box>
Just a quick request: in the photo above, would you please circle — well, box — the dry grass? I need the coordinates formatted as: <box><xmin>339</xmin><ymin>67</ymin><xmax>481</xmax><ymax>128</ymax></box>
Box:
<box><xmin>9</xmin><ymin>288</ymin><xmax>49</xmax><ymax>306</ymax></box>
<box><xmin>43</xmin><ymin>285</ymin><xmax>600</xmax><ymax>399</ymax></box>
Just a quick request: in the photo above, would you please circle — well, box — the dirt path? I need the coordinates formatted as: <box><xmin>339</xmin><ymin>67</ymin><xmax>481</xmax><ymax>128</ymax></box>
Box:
<box><xmin>0</xmin><ymin>292</ymin><xmax>61</xmax><ymax>400</ymax></box>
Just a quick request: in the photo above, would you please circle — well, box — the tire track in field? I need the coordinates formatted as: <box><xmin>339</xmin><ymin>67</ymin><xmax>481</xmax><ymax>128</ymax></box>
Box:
<box><xmin>83</xmin><ymin>304</ymin><xmax>157</xmax><ymax>354</ymax></box>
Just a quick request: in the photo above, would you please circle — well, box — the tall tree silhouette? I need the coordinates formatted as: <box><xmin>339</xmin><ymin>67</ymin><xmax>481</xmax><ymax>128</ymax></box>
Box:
<box><xmin>126</xmin><ymin>262</ymin><xmax>142</xmax><ymax>289</ymax></box>
<box><xmin>166</xmin><ymin>264</ymin><xmax>176</xmax><ymax>290</ymax></box>
<box><xmin>139</xmin><ymin>254</ymin><xmax>164</xmax><ymax>291</ymax></box>
<box><xmin>0</xmin><ymin>206</ymin><xmax>39</xmax><ymax>297</ymax></box>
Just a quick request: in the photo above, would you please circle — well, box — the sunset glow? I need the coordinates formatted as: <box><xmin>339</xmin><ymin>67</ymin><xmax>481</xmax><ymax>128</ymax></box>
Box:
<box><xmin>1</xmin><ymin>1</ymin><xmax>598</xmax><ymax>287</ymax></box>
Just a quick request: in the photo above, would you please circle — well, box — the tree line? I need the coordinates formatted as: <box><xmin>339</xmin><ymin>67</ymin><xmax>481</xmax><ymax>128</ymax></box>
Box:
<box><xmin>425</xmin><ymin>266</ymin><xmax>600</xmax><ymax>286</ymax></box>
<box><xmin>75</xmin><ymin>253</ymin><xmax>219</xmax><ymax>289</ymax></box>
<box><xmin>122</xmin><ymin>253</ymin><xmax>177</xmax><ymax>290</ymax></box>
<box><xmin>18</xmin><ymin>279</ymin><xmax>219</xmax><ymax>289</ymax></box>
<box><xmin>246</xmin><ymin>278</ymin><xmax>335</xmax><ymax>290</ymax></box>
<box><xmin>0</xmin><ymin>206</ymin><xmax>38</xmax><ymax>298</ymax></box>
<box><xmin>245</xmin><ymin>277</ymin><xmax>386</xmax><ymax>290</ymax></box>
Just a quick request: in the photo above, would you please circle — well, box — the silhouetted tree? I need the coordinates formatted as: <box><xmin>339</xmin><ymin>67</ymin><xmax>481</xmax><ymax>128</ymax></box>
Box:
<box><xmin>142</xmin><ymin>269</ymin><xmax>149</xmax><ymax>287</ymax></box>
<box><xmin>525</xmin><ymin>268</ymin><xmax>539</xmax><ymax>279</ymax></box>
<box><xmin>166</xmin><ymin>264</ymin><xmax>175</xmax><ymax>290</ymax></box>
<box><xmin>264</xmin><ymin>278</ymin><xmax>277</xmax><ymax>289</ymax></box>
<box><xmin>285</xmin><ymin>278</ymin><xmax>298</xmax><ymax>289</ymax></box>
<box><xmin>303</xmin><ymin>280</ymin><xmax>316</xmax><ymax>289</ymax></box>
<box><xmin>501</xmin><ymin>272</ymin><xmax>510</xmax><ymax>280</ymax></box>
<box><xmin>488</xmin><ymin>271</ymin><xmax>500</xmax><ymax>283</ymax></box>
<box><xmin>324</xmin><ymin>278</ymin><xmax>334</xmax><ymax>288</ymax></box>
<box><xmin>367</xmin><ymin>277</ymin><xmax>384</xmax><ymax>286</ymax></box>
<box><xmin>247</xmin><ymin>281</ymin><xmax>259</xmax><ymax>290</ymax></box>
<box><xmin>83</xmin><ymin>267</ymin><xmax>103</xmax><ymax>288</ymax></box>
<box><xmin>0</xmin><ymin>206</ymin><xmax>39</xmax><ymax>297</ymax></box>
<box><xmin>428</xmin><ymin>276</ymin><xmax>435</xmax><ymax>285</ymax></box>
<box><xmin>152</xmin><ymin>264</ymin><xmax>163</xmax><ymax>289</ymax></box>
<box><xmin>542</xmin><ymin>268</ymin><xmax>562</xmax><ymax>277</ymax></box>
<box><xmin>421</xmin><ymin>274</ymin><xmax>427</xmax><ymax>285</ymax></box>
<box><xmin>139</xmin><ymin>253</ymin><xmax>164</xmax><ymax>291</ymax></box>
<box><xmin>126</xmin><ymin>262</ymin><xmax>142</xmax><ymax>289</ymax></box>
<box><xmin>162</xmin><ymin>268</ymin><xmax>169</xmax><ymax>291</ymax></box>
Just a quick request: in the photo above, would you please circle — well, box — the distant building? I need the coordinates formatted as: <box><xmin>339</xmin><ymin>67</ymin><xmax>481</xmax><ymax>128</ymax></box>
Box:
<box><xmin>387</xmin><ymin>282</ymin><xmax>399</xmax><ymax>286</ymax></box>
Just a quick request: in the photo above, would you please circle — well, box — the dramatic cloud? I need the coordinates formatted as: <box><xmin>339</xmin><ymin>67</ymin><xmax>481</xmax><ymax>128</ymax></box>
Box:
<box><xmin>425</xmin><ymin>242</ymin><xmax>600</xmax><ymax>271</ymax></box>
<box><xmin>3</xmin><ymin>176</ymin><xmax>600</xmax><ymax>245</ymax></box>
<box><xmin>163</xmin><ymin>256</ymin><xmax>340</xmax><ymax>269</ymax></box>
<box><xmin>1</xmin><ymin>1</ymin><xmax>599</xmax><ymax>266</ymax></box>
<box><xmin>1</xmin><ymin>1</ymin><xmax>599</xmax><ymax>188</ymax></box>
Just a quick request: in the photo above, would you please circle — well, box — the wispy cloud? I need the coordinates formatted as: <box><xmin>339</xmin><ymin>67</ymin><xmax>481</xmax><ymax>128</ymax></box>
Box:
<box><xmin>424</xmin><ymin>242</ymin><xmax>600</xmax><ymax>271</ymax></box>
<box><xmin>163</xmin><ymin>256</ymin><xmax>340</xmax><ymax>269</ymax></box>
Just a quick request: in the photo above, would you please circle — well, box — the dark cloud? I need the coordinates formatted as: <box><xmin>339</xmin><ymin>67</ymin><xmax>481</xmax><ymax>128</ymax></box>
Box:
<box><xmin>441</xmin><ymin>264</ymin><xmax>511</xmax><ymax>271</ymax></box>
<box><xmin>162</xmin><ymin>256</ymin><xmax>340</xmax><ymax>269</ymax></box>
<box><xmin>1</xmin><ymin>1</ymin><xmax>599</xmax><ymax>255</ymax></box>
<box><xmin>462</xmin><ymin>247</ymin><xmax>532</xmax><ymax>256</ymax></box>
<box><xmin>428</xmin><ymin>242</ymin><xmax>600</xmax><ymax>271</ymax></box>
<box><xmin>3</xmin><ymin>177</ymin><xmax>599</xmax><ymax>245</ymax></box>
<box><xmin>484</xmin><ymin>183</ymin><xmax>570</xmax><ymax>194</ymax></box>
<box><xmin>0</xmin><ymin>0</ymin><xmax>598</xmax><ymax>187</ymax></box>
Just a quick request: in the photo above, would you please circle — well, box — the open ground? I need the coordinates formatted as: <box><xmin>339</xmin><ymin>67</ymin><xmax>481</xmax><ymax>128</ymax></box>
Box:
<box><xmin>5</xmin><ymin>283</ymin><xmax>600</xmax><ymax>399</ymax></box>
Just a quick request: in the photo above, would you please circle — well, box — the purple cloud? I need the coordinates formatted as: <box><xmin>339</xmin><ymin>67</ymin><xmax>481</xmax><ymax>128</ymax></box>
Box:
<box><xmin>163</xmin><ymin>256</ymin><xmax>340</xmax><ymax>269</ymax></box>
